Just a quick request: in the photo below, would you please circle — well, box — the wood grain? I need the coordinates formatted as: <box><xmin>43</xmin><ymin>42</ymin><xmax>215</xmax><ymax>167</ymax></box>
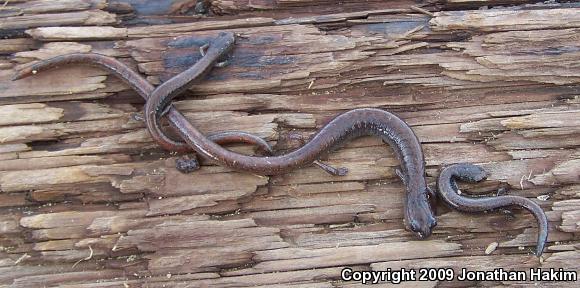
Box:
<box><xmin>0</xmin><ymin>0</ymin><xmax>578</xmax><ymax>287</ymax></box>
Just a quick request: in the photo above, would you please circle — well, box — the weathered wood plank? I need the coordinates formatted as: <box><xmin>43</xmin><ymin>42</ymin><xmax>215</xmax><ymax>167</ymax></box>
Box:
<box><xmin>0</xmin><ymin>1</ymin><xmax>578</xmax><ymax>287</ymax></box>
<box><xmin>430</xmin><ymin>8</ymin><xmax>580</xmax><ymax>32</ymax></box>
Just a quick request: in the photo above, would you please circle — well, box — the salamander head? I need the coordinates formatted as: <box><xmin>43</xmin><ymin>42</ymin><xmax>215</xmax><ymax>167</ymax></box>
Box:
<box><xmin>405</xmin><ymin>186</ymin><xmax>437</xmax><ymax>239</ymax></box>
<box><xmin>455</xmin><ymin>163</ymin><xmax>488</xmax><ymax>183</ymax></box>
<box><xmin>213</xmin><ymin>32</ymin><xmax>236</xmax><ymax>55</ymax></box>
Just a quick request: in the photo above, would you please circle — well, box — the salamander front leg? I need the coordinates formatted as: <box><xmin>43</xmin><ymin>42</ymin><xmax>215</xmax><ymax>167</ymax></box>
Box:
<box><xmin>496</xmin><ymin>186</ymin><xmax>516</xmax><ymax>218</ymax></box>
<box><xmin>395</xmin><ymin>167</ymin><xmax>407</xmax><ymax>185</ymax></box>
<box><xmin>397</xmin><ymin>167</ymin><xmax>435</xmax><ymax>200</ymax></box>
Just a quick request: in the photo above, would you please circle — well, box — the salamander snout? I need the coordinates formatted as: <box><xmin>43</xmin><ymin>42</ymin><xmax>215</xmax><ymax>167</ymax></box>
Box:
<box><xmin>408</xmin><ymin>215</ymin><xmax>437</xmax><ymax>239</ymax></box>
<box><xmin>456</xmin><ymin>163</ymin><xmax>488</xmax><ymax>183</ymax></box>
<box><xmin>406</xmin><ymin>190</ymin><xmax>437</xmax><ymax>239</ymax></box>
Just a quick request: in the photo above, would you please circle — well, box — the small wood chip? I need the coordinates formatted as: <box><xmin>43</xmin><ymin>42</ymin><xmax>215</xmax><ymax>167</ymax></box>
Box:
<box><xmin>485</xmin><ymin>242</ymin><xmax>499</xmax><ymax>255</ymax></box>
<box><xmin>537</xmin><ymin>195</ymin><xmax>550</xmax><ymax>201</ymax></box>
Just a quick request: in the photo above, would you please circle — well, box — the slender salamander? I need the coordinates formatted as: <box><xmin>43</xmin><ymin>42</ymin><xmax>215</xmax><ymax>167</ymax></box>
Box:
<box><xmin>144</xmin><ymin>31</ymin><xmax>236</xmax><ymax>152</ymax></box>
<box><xmin>169</xmin><ymin>107</ymin><xmax>437</xmax><ymax>238</ymax></box>
<box><xmin>437</xmin><ymin>163</ymin><xmax>548</xmax><ymax>256</ymax></box>
<box><xmin>12</xmin><ymin>52</ymin><xmax>273</xmax><ymax>165</ymax></box>
<box><xmin>14</xmin><ymin>46</ymin><xmax>437</xmax><ymax>239</ymax></box>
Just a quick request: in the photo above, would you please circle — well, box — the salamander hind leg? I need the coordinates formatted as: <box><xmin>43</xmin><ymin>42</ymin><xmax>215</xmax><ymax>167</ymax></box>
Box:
<box><xmin>288</xmin><ymin>132</ymin><xmax>348</xmax><ymax>176</ymax></box>
<box><xmin>288</xmin><ymin>133</ymin><xmax>348</xmax><ymax>176</ymax></box>
<box><xmin>314</xmin><ymin>160</ymin><xmax>348</xmax><ymax>176</ymax></box>
<box><xmin>199</xmin><ymin>44</ymin><xmax>209</xmax><ymax>56</ymax></box>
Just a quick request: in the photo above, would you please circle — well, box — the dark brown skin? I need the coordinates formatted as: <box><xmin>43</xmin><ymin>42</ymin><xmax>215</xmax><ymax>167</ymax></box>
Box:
<box><xmin>145</xmin><ymin>31</ymin><xmax>236</xmax><ymax>152</ymax></box>
<box><xmin>12</xmin><ymin>52</ymin><xmax>273</xmax><ymax>165</ymax></box>
<box><xmin>437</xmin><ymin>163</ymin><xmax>548</xmax><ymax>257</ymax></box>
<box><xmin>14</xmin><ymin>51</ymin><xmax>437</xmax><ymax>239</ymax></box>
<box><xmin>13</xmin><ymin>53</ymin><xmax>154</xmax><ymax>99</ymax></box>
<box><xmin>169</xmin><ymin>107</ymin><xmax>437</xmax><ymax>238</ymax></box>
